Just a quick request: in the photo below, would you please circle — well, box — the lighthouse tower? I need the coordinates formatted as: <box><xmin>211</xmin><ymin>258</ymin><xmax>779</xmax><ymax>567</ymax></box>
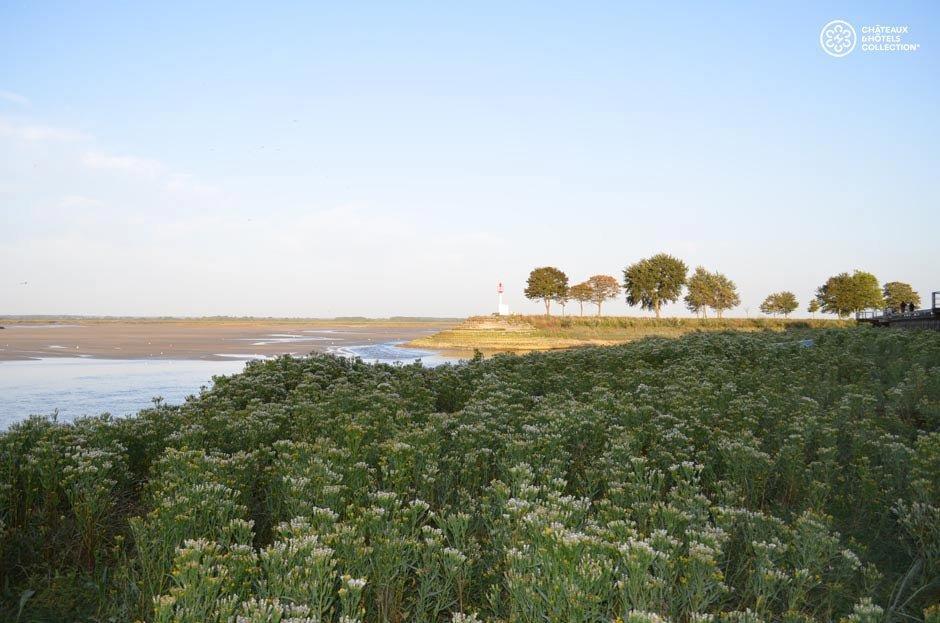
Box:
<box><xmin>497</xmin><ymin>282</ymin><xmax>510</xmax><ymax>316</ymax></box>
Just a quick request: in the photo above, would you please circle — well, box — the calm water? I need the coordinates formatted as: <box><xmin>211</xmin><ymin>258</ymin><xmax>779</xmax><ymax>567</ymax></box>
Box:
<box><xmin>328</xmin><ymin>342</ymin><xmax>457</xmax><ymax>367</ymax></box>
<box><xmin>0</xmin><ymin>343</ymin><xmax>458</xmax><ymax>429</ymax></box>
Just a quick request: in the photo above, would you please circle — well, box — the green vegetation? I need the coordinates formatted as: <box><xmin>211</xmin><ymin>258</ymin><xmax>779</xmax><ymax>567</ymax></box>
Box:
<box><xmin>524</xmin><ymin>267</ymin><xmax>569</xmax><ymax>316</ymax></box>
<box><xmin>3</xmin><ymin>328</ymin><xmax>937</xmax><ymax>622</ymax></box>
<box><xmin>623</xmin><ymin>254</ymin><xmax>688</xmax><ymax>318</ymax></box>
<box><xmin>586</xmin><ymin>275</ymin><xmax>622</xmax><ymax>316</ymax></box>
<box><xmin>815</xmin><ymin>272</ymin><xmax>884</xmax><ymax>318</ymax></box>
<box><xmin>553</xmin><ymin>276</ymin><xmax>621</xmax><ymax>318</ymax></box>
<box><xmin>523</xmin><ymin>254</ymin><xmax>919</xmax><ymax>321</ymax></box>
<box><xmin>760</xmin><ymin>292</ymin><xmax>799</xmax><ymax>318</ymax></box>
<box><xmin>684</xmin><ymin>268</ymin><xmax>740</xmax><ymax>319</ymax></box>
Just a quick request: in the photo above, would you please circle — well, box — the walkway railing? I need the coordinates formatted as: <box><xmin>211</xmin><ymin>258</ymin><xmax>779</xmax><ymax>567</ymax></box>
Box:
<box><xmin>856</xmin><ymin>291</ymin><xmax>940</xmax><ymax>323</ymax></box>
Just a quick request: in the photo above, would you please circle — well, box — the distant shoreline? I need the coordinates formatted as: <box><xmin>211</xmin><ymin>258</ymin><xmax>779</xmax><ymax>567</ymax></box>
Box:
<box><xmin>0</xmin><ymin>319</ymin><xmax>459</xmax><ymax>361</ymax></box>
<box><xmin>0</xmin><ymin>315</ymin><xmax>462</xmax><ymax>326</ymax></box>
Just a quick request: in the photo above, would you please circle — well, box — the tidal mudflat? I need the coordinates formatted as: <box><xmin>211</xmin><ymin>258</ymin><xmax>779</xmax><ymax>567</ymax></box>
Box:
<box><xmin>0</xmin><ymin>318</ymin><xmax>457</xmax><ymax>361</ymax></box>
<box><xmin>0</xmin><ymin>319</ymin><xmax>460</xmax><ymax>427</ymax></box>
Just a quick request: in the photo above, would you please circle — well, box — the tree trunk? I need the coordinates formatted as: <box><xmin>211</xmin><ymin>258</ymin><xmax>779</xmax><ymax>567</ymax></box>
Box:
<box><xmin>596</xmin><ymin>301</ymin><xmax>602</xmax><ymax>316</ymax></box>
<box><xmin>654</xmin><ymin>300</ymin><xmax>661</xmax><ymax>318</ymax></box>
<box><xmin>544</xmin><ymin>299</ymin><xmax>551</xmax><ymax>316</ymax></box>
<box><xmin>579</xmin><ymin>302</ymin><xmax>583</xmax><ymax>316</ymax></box>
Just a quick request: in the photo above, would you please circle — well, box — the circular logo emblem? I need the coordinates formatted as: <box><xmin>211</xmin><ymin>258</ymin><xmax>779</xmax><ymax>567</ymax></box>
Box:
<box><xmin>820</xmin><ymin>20</ymin><xmax>857</xmax><ymax>57</ymax></box>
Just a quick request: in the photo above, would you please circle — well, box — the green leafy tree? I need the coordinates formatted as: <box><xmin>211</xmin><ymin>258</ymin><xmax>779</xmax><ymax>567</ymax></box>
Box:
<box><xmin>815</xmin><ymin>271</ymin><xmax>883</xmax><ymax>317</ymax></box>
<box><xmin>761</xmin><ymin>291</ymin><xmax>799</xmax><ymax>317</ymax></box>
<box><xmin>622</xmin><ymin>253</ymin><xmax>688</xmax><ymax>318</ymax></box>
<box><xmin>685</xmin><ymin>268</ymin><xmax>739</xmax><ymax>318</ymax></box>
<box><xmin>807</xmin><ymin>299</ymin><xmax>820</xmax><ymax>317</ymax></box>
<box><xmin>883</xmin><ymin>281</ymin><xmax>921</xmax><ymax>313</ymax></box>
<box><xmin>585</xmin><ymin>275</ymin><xmax>621</xmax><ymax>316</ymax></box>
<box><xmin>778</xmin><ymin>292</ymin><xmax>798</xmax><ymax>316</ymax></box>
<box><xmin>710</xmin><ymin>272</ymin><xmax>740</xmax><ymax>318</ymax></box>
<box><xmin>568</xmin><ymin>282</ymin><xmax>593</xmax><ymax>317</ymax></box>
<box><xmin>684</xmin><ymin>267</ymin><xmax>713</xmax><ymax>318</ymax></box>
<box><xmin>524</xmin><ymin>267</ymin><xmax>569</xmax><ymax>316</ymax></box>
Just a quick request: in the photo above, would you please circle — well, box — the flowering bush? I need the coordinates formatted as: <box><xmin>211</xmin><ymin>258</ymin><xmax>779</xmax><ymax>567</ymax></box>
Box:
<box><xmin>1</xmin><ymin>328</ymin><xmax>939</xmax><ymax>622</ymax></box>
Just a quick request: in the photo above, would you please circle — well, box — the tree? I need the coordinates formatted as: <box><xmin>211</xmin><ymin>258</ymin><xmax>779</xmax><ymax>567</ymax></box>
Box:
<box><xmin>684</xmin><ymin>267</ymin><xmax>712</xmax><ymax>318</ymax></box>
<box><xmin>623</xmin><ymin>253</ymin><xmax>688</xmax><ymax>318</ymax></box>
<box><xmin>760</xmin><ymin>291</ymin><xmax>799</xmax><ymax>317</ymax></box>
<box><xmin>556</xmin><ymin>288</ymin><xmax>570</xmax><ymax>317</ymax></box>
<box><xmin>807</xmin><ymin>299</ymin><xmax>820</xmax><ymax>317</ymax></box>
<box><xmin>814</xmin><ymin>271</ymin><xmax>883</xmax><ymax>317</ymax></box>
<box><xmin>777</xmin><ymin>292</ymin><xmax>798</xmax><ymax>317</ymax></box>
<box><xmin>684</xmin><ymin>267</ymin><xmax>739</xmax><ymax>318</ymax></box>
<box><xmin>524</xmin><ymin>267</ymin><xmax>569</xmax><ymax>316</ymax></box>
<box><xmin>883</xmin><ymin>281</ymin><xmax>921</xmax><ymax>313</ymax></box>
<box><xmin>586</xmin><ymin>275</ymin><xmax>621</xmax><ymax>316</ymax></box>
<box><xmin>568</xmin><ymin>282</ymin><xmax>593</xmax><ymax>317</ymax></box>
<box><xmin>710</xmin><ymin>272</ymin><xmax>740</xmax><ymax>318</ymax></box>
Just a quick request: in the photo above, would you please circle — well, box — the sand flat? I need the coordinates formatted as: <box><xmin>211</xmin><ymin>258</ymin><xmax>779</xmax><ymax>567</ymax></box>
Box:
<box><xmin>0</xmin><ymin>319</ymin><xmax>458</xmax><ymax>361</ymax></box>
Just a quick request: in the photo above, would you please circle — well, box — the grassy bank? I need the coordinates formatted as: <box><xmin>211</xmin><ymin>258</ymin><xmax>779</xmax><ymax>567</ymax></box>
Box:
<box><xmin>407</xmin><ymin>314</ymin><xmax>855</xmax><ymax>352</ymax></box>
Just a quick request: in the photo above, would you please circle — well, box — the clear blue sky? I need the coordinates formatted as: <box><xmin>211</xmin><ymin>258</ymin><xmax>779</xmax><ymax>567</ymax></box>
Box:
<box><xmin>1</xmin><ymin>2</ymin><xmax>937</xmax><ymax>317</ymax></box>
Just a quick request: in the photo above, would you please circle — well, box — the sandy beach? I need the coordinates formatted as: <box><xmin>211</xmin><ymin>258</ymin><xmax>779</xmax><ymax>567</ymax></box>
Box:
<box><xmin>0</xmin><ymin>318</ymin><xmax>459</xmax><ymax>361</ymax></box>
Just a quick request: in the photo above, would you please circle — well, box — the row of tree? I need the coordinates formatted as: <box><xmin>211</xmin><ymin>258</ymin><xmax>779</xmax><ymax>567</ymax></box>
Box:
<box><xmin>814</xmin><ymin>271</ymin><xmax>921</xmax><ymax>316</ymax></box>
<box><xmin>523</xmin><ymin>268</ymin><xmax>621</xmax><ymax>316</ymax></box>
<box><xmin>525</xmin><ymin>254</ymin><xmax>735</xmax><ymax>318</ymax></box>
<box><xmin>524</xmin><ymin>255</ymin><xmax>923</xmax><ymax>318</ymax></box>
<box><xmin>761</xmin><ymin>274</ymin><xmax>923</xmax><ymax>318</ymax></box>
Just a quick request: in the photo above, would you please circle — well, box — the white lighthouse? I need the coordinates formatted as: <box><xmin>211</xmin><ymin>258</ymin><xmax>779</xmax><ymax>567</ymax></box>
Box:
<box><xmin>497</xmin><ymin>282</ymin><xmax>510</xmax><ymax>316</ymax></box>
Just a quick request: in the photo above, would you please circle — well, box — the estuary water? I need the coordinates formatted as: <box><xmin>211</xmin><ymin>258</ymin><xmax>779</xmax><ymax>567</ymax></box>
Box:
<box><xmin>0</xmin><ymin>342</ymin><xmax>457</xmax><ymax>429</ymax></box>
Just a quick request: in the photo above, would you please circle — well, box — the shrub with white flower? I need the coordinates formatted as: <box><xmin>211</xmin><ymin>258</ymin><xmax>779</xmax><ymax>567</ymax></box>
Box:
<box><xmin>2</xmin><ymin>329</ymin><xmax>939</xmax><ymax>622</ymax></box>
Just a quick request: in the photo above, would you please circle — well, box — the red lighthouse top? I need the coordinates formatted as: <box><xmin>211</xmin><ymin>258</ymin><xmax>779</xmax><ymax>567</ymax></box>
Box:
<box><xmin>497</xmin><ymin>282</ymin><xmax>504</xmax><ymax>294</ymax></box>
